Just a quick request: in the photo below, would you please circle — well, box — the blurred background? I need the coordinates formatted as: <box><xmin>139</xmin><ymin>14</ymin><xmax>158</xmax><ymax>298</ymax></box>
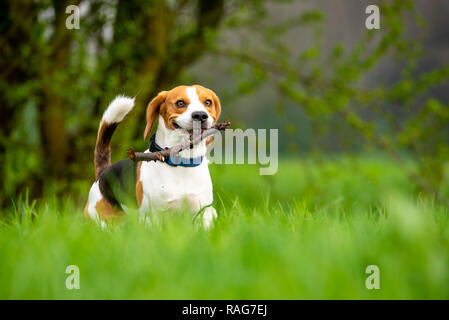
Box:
<box><xmin>1</xmin><ymin>0</ymin><xmax>448</xmax><ymax>210</ymax></box>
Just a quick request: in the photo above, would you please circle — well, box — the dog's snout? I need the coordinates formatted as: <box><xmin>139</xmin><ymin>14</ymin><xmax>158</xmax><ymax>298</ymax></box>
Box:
<box><xmin>191</xmin><ymin>111</ymin><xmax>209</xmax><ymax>122</ymax></box>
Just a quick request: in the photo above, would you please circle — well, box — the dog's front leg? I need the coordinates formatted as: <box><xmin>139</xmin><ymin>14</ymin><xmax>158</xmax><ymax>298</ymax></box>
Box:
<box><xmin>202</xmin><ymin>206</ymin><xmax>218</xmax><ymax>229</ymax></box>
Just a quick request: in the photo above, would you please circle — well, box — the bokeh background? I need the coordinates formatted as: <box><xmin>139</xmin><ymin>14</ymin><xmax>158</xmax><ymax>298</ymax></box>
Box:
<box><xmin>1</xmin><ymin>0</ymin><xmax>448</xmax><ymax>208</ymax></box>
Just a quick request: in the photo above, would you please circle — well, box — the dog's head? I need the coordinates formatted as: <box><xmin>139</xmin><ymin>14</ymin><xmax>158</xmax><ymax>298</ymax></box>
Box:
<box><xmin>144</xmin><ymin>85</ymin><xmax>221</xmax><ymax>141</ymax></box>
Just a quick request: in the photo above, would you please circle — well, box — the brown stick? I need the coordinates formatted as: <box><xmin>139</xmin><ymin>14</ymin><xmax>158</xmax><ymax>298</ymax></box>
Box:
<box><xmin>127</xmin><ymin>121</ymin><xmax>230</xmax><ymax>162</ymax></box>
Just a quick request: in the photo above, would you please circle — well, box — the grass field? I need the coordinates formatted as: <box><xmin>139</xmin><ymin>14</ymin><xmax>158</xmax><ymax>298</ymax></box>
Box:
<box><xmin>1</xmin><ymin>155</ymin><xmax>449</xmax><ymax>299</ymax></box>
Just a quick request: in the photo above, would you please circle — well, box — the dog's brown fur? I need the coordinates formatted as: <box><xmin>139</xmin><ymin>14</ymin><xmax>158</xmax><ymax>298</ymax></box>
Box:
<box><xmin>94</xmin><ymin>122</ymin><xmax>118</xmax><ymax>179</ymax></box>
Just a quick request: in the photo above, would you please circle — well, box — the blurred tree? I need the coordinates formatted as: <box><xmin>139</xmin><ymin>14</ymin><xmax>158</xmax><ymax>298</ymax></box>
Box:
<box><xmin>0</xmin><ymin>0</ymin><xmax>227</xmax><ymax>206</ymax></box>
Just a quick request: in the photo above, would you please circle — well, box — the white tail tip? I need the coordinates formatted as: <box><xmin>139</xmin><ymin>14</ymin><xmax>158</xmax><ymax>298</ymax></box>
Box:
<box><xmin>102</xmin><ymin>95</ymin><xmax>135</xmax><ymax>124</ymax></box>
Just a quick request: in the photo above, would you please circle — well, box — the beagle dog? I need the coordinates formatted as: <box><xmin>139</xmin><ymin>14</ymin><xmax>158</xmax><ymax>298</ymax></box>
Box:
<box><xmin>84</xmin><ymin>85</ymin><xmax>221</xmax><ymax>227</ymax></box>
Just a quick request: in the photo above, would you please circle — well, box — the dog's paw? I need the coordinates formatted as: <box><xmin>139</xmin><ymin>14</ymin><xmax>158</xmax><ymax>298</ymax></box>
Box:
<box><xmin>202</xmin><ymin>207</ymin><xmax>218</xmax><ymax>229</ymax></box>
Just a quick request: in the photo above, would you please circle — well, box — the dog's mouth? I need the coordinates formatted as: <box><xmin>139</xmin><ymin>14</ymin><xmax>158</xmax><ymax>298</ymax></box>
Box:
<box><xmin>172</xmin><ymin>122</ymin><xmax>182</xmax><ymax>130</ymax></box>
<box><xmin>173</xmin><ymin>121</ymin><xmax>208</xmax><ymax>136</ymax></box>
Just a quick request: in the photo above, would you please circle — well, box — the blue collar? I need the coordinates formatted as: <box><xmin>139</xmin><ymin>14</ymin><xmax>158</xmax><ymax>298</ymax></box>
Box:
<box><xmin>149</xmin><ymin>134</ymin><xmax>204</xmax><ymax>167</ymax></box>
<box><xmin>167</xmin><ymin>155</ymin><xmax>204</xmax><ymax>167</ymax></box>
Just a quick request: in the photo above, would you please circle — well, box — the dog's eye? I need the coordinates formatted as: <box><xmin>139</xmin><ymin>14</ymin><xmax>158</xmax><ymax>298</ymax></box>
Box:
<box><xmin>175</xmin><ymin>100</ymin><xmax>186</xmax><ymax>108</ymax></box>
<box><xmin>205</xmin><ymin>99</ymin><xmax>212</xmax><ymax>107</ymax></box>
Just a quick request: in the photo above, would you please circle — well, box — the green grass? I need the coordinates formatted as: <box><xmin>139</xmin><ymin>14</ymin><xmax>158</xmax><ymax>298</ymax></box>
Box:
<box><xmin>1</xmin><ymin>155</ymin><xmax>449</xmax><ymax>299</ymax></box>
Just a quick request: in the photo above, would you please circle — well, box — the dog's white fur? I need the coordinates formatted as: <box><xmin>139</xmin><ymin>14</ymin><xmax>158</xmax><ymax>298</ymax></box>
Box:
<box><xmin>102</xmin><ymin>95</ymin><xmax>135</xmax><ymax>124</ymax></box>
<box><xmin>154</xmin><ymin>115</ymin><xmax>207</xmax><ymax>159</ymax></box>
<box><xmin>87</xmin><ymin>181</ymin><xmax>102</xmax><ymax>221</ymax></box>
<box><xmin>87</xmin><ymin>181</ymin><xmax>107</xmax><ymax>228</ymax></box>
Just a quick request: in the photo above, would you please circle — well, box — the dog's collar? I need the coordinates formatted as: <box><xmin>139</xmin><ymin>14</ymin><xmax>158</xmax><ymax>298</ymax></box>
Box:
<box><xmin>149</xmin><ymin>133</ymin><xmax>165</xmax><ymax>153</ymax></box>
<box><xmin>149</xmin><ymin>134</ymin><xmax>203</xmax><ymax>167</ymax></box>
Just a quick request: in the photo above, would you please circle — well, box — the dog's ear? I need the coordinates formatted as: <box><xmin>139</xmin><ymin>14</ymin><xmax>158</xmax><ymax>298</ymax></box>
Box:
<box><xmin>206</xmin><ymin>92</ymin><xmax>221</xmax><ymax>148</ymax></box>
<box><xmin>211</xmin><ymin>91</ymin><xmax>221</xmax><ymax>123</ymax></box>
<box><xmin>144</xmin><ymin>91</ymin><xmax>168</xmax><ymax>140</ymax></box>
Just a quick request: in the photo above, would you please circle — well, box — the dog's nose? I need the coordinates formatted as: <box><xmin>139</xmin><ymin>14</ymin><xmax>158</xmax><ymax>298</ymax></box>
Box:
<box><xmin>191</xmin><ymin>111</ymin><xmax>209</xmax><ymax>122</ymax></box>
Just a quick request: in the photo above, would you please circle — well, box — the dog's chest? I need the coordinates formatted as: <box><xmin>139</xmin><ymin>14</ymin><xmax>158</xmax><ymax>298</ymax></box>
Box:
<box><xmin>139</xmin><ymin>158</ymin><xmax>213</xmax><ymax>212</ymax></box>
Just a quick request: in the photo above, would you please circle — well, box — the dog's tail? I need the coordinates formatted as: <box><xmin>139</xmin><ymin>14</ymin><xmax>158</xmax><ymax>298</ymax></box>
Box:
<box><xmin>94</xmin><ymin>95</ymin><xmax>135</xmax><ymax>179</ymax></box>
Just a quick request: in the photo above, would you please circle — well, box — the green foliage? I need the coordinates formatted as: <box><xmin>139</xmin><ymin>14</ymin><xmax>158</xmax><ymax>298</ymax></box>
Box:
<box><xmin>1</xmin><ymin>157</ymin><xmax>448</xmax><ymax>299</ymax></box>
<box><xmin>213</xmin><ymin>0</ymin><xmax>449</xmax><ymax>200</ymax></box>
<box><xmin>0</xmin><ymin>0</ymin><xmax>231</xmax><ymax>206</ymax></box>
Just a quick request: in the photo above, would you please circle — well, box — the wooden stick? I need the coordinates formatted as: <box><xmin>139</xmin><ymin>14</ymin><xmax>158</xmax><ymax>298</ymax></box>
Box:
<box><xmin>127</xmin><ymin>121</ymin><xmax>230</xmax><ymax>162</ymax></box>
